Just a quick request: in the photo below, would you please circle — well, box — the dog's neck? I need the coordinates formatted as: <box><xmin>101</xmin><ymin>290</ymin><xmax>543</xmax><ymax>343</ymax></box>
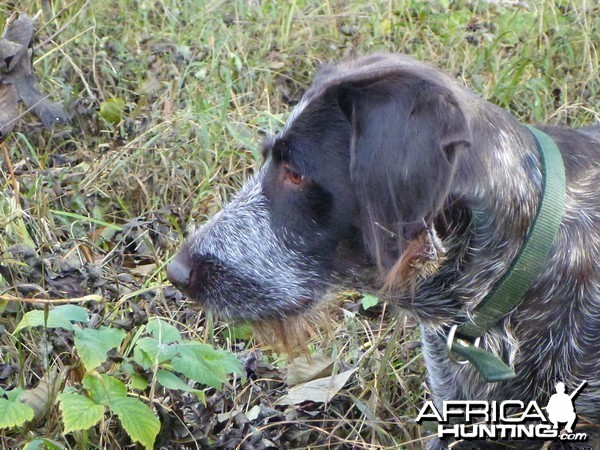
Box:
<box><xmin>457</xmin><ymin>108</ymin><xmax>545</xmax><ymax>301</ymax></box>
<box><xmin>394</xmin><ymin>104</ymin><xmax>546</xmax><ymax>327</ymax></box>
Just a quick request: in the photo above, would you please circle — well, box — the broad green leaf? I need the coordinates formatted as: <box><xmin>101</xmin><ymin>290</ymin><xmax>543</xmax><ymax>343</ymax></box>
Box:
<box><xmin>133</xmin><ymin>340</ymin><xmax>154</xmax><ymax>370</ymax></box>
<box><xmin>173</xmin><ymin>343</ymin><xmax>242</xmax><ymax>389</ymax></box>
<box><xmin>172</xmin><ymin>350</ymin><xmax>226</xmax><ymax>389</ymax></box>
<box><xmin>182</xmin><ymin>343</ymin><xmax>243</xmax><ymax>377</ymax></box>
<box><xmin>14</xmin><ymin>310</ymin><xmax>72</xmax><ymax>333</ymax></box>
<box><xmin>99</xmin><ymin>97</ymin><xmax>126</xmax><ymax>124</ymax></box>
<box><xmin>360</xmin><ymin>294</ymin><xmax>379</xmax><ymax>310</ymax></box>
<box><xmin>109</xmin><ymin>397</ymin><xmax>160</xmax><ymax>450</ymax></box>
<box><xmin>23</xmin><ymin>438</ymin><xmax>66</xmax><ymax>450</ymax></box>
<box><xmin>47</xmin><ymin>305</ymin><xmax>89</xmax><ymax>323</ymax></box>
<box><xmin>0</xmin><ymin>388</ymin><xmax>35</xmax><ymax>427</ymax></box>
<box><xmin>13</xmin><ymin>305</ymin><xmax>88</xmax><ymax>334</ymax></box>
<box><xmin>82</xmin><ymin>374</ymin><xmax>127</xmax><ymax>405</ymax></box>
<box><xmin>120</xmin><ymin>362</ymin><xmax>135</xmax><ymax>375</ymax></box>
<box><xmin>57</xmin><ymin>391</ymin><xmax>104</xmax><ymax>433</ymax></box>
<box><xmin>215</xmin><ymin>351</ymin><xmax>244</xmax><ymax>377</ymax></box>
<box><xmin>74</xmin><ymin>326</ymin><xmax>126</xmax><ymax>371</ymax></box>
<box><xmin>129</xmin><ymin>374</ymin><xmax>149</xmax><ymax>391</ymax></box>
<box><xmin>156</xmin><ymin>370</ymin><xmax>205</xmax><ymax>402</ymax></box>
<box><xmin>225</xmin><ymin>324</ymin><xmax>253</xmax><ymax>341</ymax></box>
<box><xmin>146</xmin><ymin>318</ymin><xmax>182</xmax><ymax>344</ymax></box>
<box><xmin>133</xmin><ymin>337</ymin><xmax>178</xmax><ymax>370</ymax></box>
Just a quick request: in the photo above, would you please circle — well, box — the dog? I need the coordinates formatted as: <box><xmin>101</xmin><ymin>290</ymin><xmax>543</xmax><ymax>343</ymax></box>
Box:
<box><xmin>167</xmin><ymin>54</ymin><xmax>599</xmax><ymax>448</ymax></box>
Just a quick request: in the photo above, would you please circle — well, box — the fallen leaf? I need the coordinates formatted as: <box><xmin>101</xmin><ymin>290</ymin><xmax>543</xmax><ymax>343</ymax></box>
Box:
<box><xmin>276</xmin><ymin>369</ymin><xmax>356</xmax><ymax>406</ymax></box>
<box><xmin>20</xmin><ymin>369</ymin><xmax>62</xmax><ymax>422</ymax></box>
<box><xmin>245</xmin><ymin>404</ymin><xmax>261</xmax><ymax>421</ymax></box>
<box><xmin>285</xmin><ymin>351</ymin><xmax>335</xmax><ymax>387</ymax></box>
<box><xmin>216</xmin><ymin>407</ymin><xmax>241</xmax><ymax>423</ymax></box>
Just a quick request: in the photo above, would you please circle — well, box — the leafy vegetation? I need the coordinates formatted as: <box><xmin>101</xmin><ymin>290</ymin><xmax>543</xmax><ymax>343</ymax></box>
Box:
<box><xmin>0</xmin><ymin>0</ymin><xmax>598</xmax><ymax>448</ymax></box>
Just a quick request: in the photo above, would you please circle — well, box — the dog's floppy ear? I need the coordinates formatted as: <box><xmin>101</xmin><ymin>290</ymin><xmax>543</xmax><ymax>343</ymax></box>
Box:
<box><xmin>336</xmin><ymin>75</ymin><xmax>471</xmax><ymax>271</ymax></box>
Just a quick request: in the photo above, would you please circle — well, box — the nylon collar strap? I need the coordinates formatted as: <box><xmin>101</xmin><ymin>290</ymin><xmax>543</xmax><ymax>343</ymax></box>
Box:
<box><xmin>450</xmin><ymin>125</ymin><xmax>566</xmax><ymax>382</ymax></box>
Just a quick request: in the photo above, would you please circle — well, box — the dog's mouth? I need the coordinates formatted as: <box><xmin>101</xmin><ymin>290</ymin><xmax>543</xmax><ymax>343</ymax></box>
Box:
<box><xmin>179</xmin><ymin>290</ymin><xmax>323</xmax><ymax>354</ymax></box>
<box><xmin>199</xmin><ymin>291</ymin><xmax>318</xmax><ymax>323</ymax></box>
<box><xmin>167</xmin><ymin>244</ymin><xmax>329</xmax><ymax>318</ymax></box>
<box><xmin>167</xmin><ymin>255</ymin><xmax>326</xmax><ymax>352</ymax></box>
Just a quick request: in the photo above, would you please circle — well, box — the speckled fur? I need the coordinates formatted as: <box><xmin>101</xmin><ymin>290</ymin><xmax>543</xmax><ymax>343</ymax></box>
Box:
<box><xmin>170</xmin><ymin>54</ymin><xmax>600</xmax><ymax>449</ymax></box>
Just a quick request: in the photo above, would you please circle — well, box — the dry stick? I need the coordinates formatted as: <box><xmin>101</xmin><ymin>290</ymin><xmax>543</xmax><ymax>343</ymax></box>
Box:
<box><xmin>1</xmin><ymin>141</ymin><xmax>20</xmax><ymax>207</ymax></box>
<box><xmin>0</xmin><ymin>294</ymin><xmax>103</xmax><ymax>304</ymax></box>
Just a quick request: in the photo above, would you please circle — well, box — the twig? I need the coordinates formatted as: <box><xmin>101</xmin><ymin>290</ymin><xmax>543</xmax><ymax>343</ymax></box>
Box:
<box><xmin>1</xmin><ymin>142</ymin><xmax>20</xmax><ymax>207</ymax></box>
<box><xmin>0</xmin><ymin>294</ymin><xmax>103</xmax><ymax>304</ymax></box>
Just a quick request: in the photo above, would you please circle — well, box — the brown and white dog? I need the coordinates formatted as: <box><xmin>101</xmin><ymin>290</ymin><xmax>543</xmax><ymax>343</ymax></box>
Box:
<box><xmin>167</xmin><ymin>54</ymin><xmax>600</xmax><ymax>448</ymax></box>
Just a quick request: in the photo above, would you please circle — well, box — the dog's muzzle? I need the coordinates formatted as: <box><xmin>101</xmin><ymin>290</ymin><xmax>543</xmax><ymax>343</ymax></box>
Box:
<box><xmin>166</xmin><ymin>249</ymin><xmax>193</xmax><ymax>292</ymax></box>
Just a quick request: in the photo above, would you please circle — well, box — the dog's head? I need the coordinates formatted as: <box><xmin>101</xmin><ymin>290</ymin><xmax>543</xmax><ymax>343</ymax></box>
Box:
<box><xmin>167</xmin><ymin>54</ymin><xmax>472</xmax><ymax>332</ymax></box>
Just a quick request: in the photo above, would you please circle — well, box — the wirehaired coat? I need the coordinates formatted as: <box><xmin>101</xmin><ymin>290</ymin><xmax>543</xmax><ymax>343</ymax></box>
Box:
<box><xmin>168</xmin><ymin>54</ymin><xmax>600</xmax><ymax>448</ymax></box>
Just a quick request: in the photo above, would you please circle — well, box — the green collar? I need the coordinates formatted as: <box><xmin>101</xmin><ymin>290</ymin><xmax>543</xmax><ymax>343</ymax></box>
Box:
<box><xmin>449</xmin><ymin>125</ymin><xmax>566</xmax><ymax>382</ymax></box>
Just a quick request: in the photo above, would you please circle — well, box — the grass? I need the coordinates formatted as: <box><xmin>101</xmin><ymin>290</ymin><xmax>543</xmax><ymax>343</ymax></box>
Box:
<box><xmin>0</xmin><ymin>0</ymin><xmax>598</xmax><ymax>448</ymax></box>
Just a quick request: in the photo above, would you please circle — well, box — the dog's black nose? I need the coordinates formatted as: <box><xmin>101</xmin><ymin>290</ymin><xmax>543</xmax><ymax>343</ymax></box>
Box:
<box><xmin>167</xmin><ymin>252</ymin><xmax>192</xmax><ymax>291</ymax></box>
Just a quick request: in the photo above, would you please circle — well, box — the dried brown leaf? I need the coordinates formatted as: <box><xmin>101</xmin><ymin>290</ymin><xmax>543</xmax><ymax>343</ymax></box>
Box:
<box><xmin>276</xmin><ymin>369</ymin><xmax>356</xmax><ymax>406</ymax></box>
<box><xmin>285</xmin><ymin>351</ymin><xmax>335</xmax><ymax>387</ymax></box>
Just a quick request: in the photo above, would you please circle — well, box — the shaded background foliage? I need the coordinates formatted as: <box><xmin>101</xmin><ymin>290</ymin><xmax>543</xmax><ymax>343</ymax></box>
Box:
<box><xmin>0</xmin><ymin>0</ymin><xmax>598</xmax><ymax>448</ymax></box>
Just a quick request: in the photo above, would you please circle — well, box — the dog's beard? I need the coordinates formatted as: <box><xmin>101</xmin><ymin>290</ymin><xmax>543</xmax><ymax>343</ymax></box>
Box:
<box><xmin>249</xmin><ymin>303</ymin><xmax>332</xmax><ymax>356</ymax></box>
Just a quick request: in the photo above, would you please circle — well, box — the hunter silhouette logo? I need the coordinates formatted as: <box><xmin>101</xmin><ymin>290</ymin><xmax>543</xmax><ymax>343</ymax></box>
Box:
<box><xmin>546</xmin><ymin>381</ymin><xmax>586</xmax><ymax>434</ymax></box>
<box><xmin>416</xmin><ymin>380</ymin><xmax>588</xmax><ymax>442</ymax></box>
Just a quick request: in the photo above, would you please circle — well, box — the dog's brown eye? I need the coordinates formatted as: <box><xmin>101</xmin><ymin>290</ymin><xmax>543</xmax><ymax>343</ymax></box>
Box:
<box><xmin>283</xmin><ymin>164</ymin><xmax>304</xmax><ymax>186</ymax></box>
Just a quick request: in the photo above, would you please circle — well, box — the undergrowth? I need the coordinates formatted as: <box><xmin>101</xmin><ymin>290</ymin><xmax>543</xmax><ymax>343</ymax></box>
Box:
<box><xmin>0</xmin><ymin>0</ymin><xmax>598</xmax><ymax>449</ymax></box>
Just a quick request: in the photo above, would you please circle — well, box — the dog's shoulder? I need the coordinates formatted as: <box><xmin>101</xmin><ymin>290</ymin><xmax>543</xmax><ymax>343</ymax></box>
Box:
<box><xmin>533</xmin><ymin>124</ymin><xmax>600</xmax><ymax>179</ymax></box>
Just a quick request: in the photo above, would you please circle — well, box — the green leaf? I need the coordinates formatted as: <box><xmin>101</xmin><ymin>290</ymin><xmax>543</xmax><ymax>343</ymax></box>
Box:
<box><xmin>146</xmin><ymin>318</ymin><xmax>182</xmax><ymax>344</ymax></box>
<box><xmin>173</xmin><ymin>342</ymin><xmax>242</xmax><ymax>389</ymax></box>
<box><xmin>172</xmin><ymin>350</ymin><xmax>225</xmax><ymax>389</ymax></box>
<box><xmin>225</xmin><ymin>324</ymin><xmax>253</xmax><ymax>341</ymax></box>
<box><xmin>82</xmin><ymin>374</ymin><xmax>127</xmax><ymax>405</ymax></box>
<box><xmin>133</xmin><ymin>337</ymin><xmax>178</xmax><ymax>370</ymax></box>
<box><xmin>13</xmin><ymin>305</ymin><xmax>89</xmax><ymax>334</ymax></box>
<box><xmin>360</xmin><ymin>294</ymin><xmax>379</xmax><ymax>310</ymax></box>
<box><xmin>0</xmin><ymin>388</ymin><xmax>35</xmax><ymax>427</ymax></box>
<box><xmin>49</xmin><ymin>305</ymin><xmax>89</xmax><ymax>322</ymax></box>
<box><xmin>14</xmin><ymin>310</ymin><xmax>71</xmax><ymax>333</ymax></box>
<box><xmin>74</xmin><ymin>326</ymin><xmax>126</xmax><ymax>371</ymax></box>
<box><xmin>109</xmin><ymin>397</ymin><xmax>160</xmax><ymax>450</ymax></box>
<box><xmin>133</xmin><ymin>339</ymin><xmax>154</xmax><ymax>370</ymax></box>
<box><xmin>129</xmin><ymin>374</ymin><xmax>149</xmax><ymax>391</ymax></box>
<box><xmin>23</xmin><ymin>438</ymin><xmax>66</xmax><ymax>450</ymax></box>
<box><xmin>57</xmin><ymin>391</ymin><xmax>104</xmax><ymax>433</ymax></box>
<box><xmin>99</xmin><ymin>97</ymin><xmax>126</xmax><ymax>124</ymax></box>
<box><xmin>156</xmin><ymin>370</ymin><xmax>205</xmax><ymax>402</ymax></box>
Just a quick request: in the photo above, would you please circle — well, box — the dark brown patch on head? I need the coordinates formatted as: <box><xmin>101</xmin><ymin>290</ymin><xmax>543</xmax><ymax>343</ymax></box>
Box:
<box><xmin>382</xmin><ymin>227</ymin><xmax>447</xmax><ymax>293</ymax></box>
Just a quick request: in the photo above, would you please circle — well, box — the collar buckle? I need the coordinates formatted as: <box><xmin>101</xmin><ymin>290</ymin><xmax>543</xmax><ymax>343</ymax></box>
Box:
<box><xmin>446</xmin><ymin>324</ymin><xmax>480</xmax><ymax>365</ymax></box>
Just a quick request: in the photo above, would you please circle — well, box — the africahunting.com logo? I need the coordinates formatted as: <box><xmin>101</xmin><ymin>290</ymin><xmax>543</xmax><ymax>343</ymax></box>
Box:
<box><xmin>416</xmin><ymin>381</ymin><xmax>588</xmax><ymax>442</ymax></box>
